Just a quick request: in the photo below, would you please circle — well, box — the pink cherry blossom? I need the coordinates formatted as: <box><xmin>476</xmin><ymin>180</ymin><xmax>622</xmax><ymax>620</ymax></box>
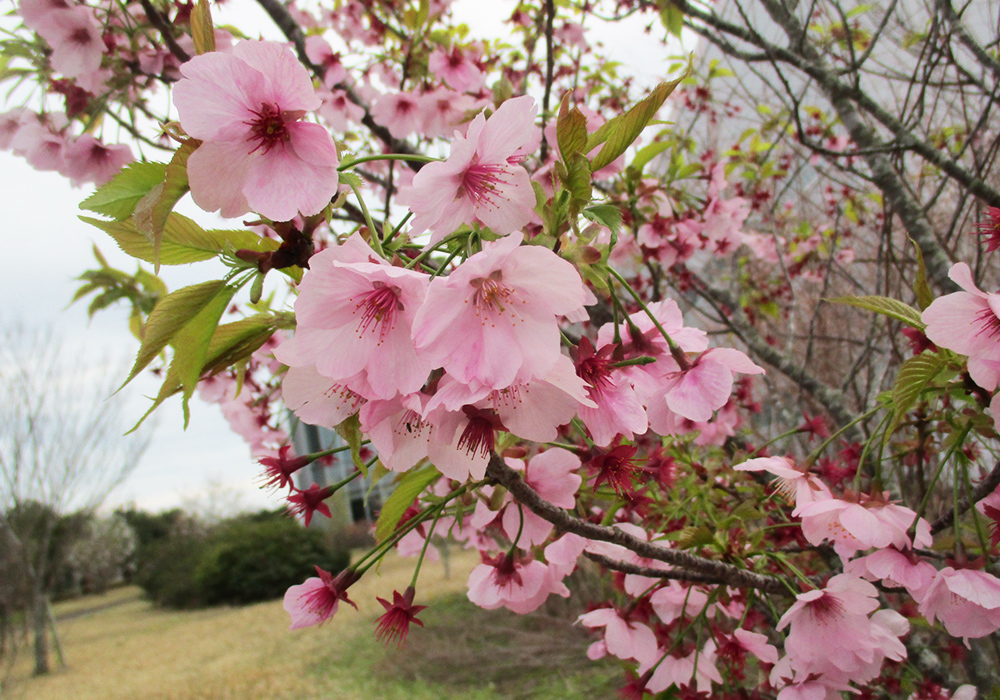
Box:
<box><xmin>844</xmin><ymin>548</ymin><xmax>938</xmax><ymax>599</ymax></box>
<box><xmin>398</xmin><ymin>95</ymin><xmax>539</xmax><ymax>242</ymax></box>
<box><xmin>467</xmin><ymin>552</ymin><xmax>564</xmax><ymax>614</ymax></box>
<box><xmin>61</xmin><ymin>134</ymin><xmax>133</xmax><ymax>187</ymax></box>
<box><xmin>733</xmin><ymin>456</ymin><xmax>832</xmax><ymax>512</ymax></box>
<box><xmin>498</xmin><ymin>449</ymin><xmax>582</xmax><ymax>546</ymax></box>
<box><xmin>277</xmin><ymin>234</ymin><xmax>431</xmax><ymax>400</ymax></box>
<box><xmin>371</xmin><ymin>91</ymin><xmax>424</xmax><ymax>139</ymax></box>
<box><xmin>777</xmin><ymin>574</ymin><xmax>908</xmax><ymax>690</ymax></box>
<box><xmin>426</xmin><ymin>354</ymin><xmax>592</xmax><ymax>443</ymax></box>
<box><xmin>797</xmin><ymin>492</ymin><xmax>932</xmax><ymax>560</ymax></box>
<box><xmin>573</xmin><ymin>338</ymin><xmax>649</xmax><ymax>446</ymax></box>
<box><xmin>578</xmin><ymin>607</ymin><xmax>658</xmax><ymax>665</ymax></box>
<box><xmin>412</xmin><ymin>233</ymin><xmax>589</xmax><ymax>389</ymax></box>
<box><xmin>173</xmin><ymin>40</ymin><xmax>339</xmax><ymax>221</ymax></box>
<box><xmin>922</xmin><ymin>263</ymin><xmax>1000</xmax><ymax>391</ymax></box>
<box><xmin>283</xmin><ymin>566</ymin><xmax>359</xmax><ymax>630</ymax></box>
<box><xmin>428</xmin><ymin>46</ymin><xmax>486</xmax><ymax>93</ymax></box>
<box><xmin>918</xmin><ymin>567</ymin><xmax>1000</xmax><ymax>642</ymax></box>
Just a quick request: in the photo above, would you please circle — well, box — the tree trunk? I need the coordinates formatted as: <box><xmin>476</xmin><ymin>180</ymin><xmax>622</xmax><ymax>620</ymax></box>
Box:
<box><xmin>31</xmin><ymin>587</ymin><xmax>48</xmax><ymax>676</ymax></box>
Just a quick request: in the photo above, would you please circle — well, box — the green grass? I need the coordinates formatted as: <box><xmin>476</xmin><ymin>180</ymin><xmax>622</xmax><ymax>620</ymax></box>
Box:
<box><xmin>5</xmin><ymin>550</ymin><xmax>622</xmax><ymax>700</ymax></box>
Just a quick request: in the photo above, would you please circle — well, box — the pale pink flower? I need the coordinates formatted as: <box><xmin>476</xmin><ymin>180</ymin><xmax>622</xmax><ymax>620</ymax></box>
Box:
<box><xmin>10</xmin><ymin>119</ymin><xmax>66</xmax><ymax>172</ymax></box>
<box><xmin>640</xmin><ymin>640</ymin><xmax>723</xmax><ymax>695</ymax></box>
<box><xmin>578</xmin><ymin>607</ymin><xmax>658</xmax><ymax>665</ymax></box>
<box><xmin>317</xmin><ymin>89</ymin><xmax>365</xmax><ymax>131</ymax></box>
<box><xmin>173</xmin><ymin>40</ymin><xmax>339</xmax><ymax>221</ymax></box>
<box><xmin>797</xmin><ymin>493</ymin><xmax>932</xmax><ymax>560</ymax></box>
<box><xmin>777</xmin><ymin>574</ymin><xmax>908</xmax><ymax>689</ymax></box>
<box><xmin>428</xmin><ymin>46</ymin><xmax>486</xmax><ymax>92</ymax></box>
<box><xmin>918</xmin><ymin>567</ymin><xmax>1000</xmax><ymax>642</ymax></box>
<box><xmin>650</xmin><ymin>582</ymin><xmax>711</xmax><ymax>625</ymax></box>
<box><xmin>284</xmin><ymin>567</ymin><xmax>359</xmax><ymax>629</ymax></box>
<box><xmin>61</xmin><ymin>134</ymin><xmax>133</xmax><ymax>186</ymax></box>
<box><xmin>498</xmin><ymin>449</ymin><xmax>582</xmax><ymax>547</ymax></box>
<box><xmin>371</xmin><ymin>91</ymin><xmax>424</xmax><ymax>139</ymax></box>
<box><xmin>304</xmin><ymin>35</ymin><xmax>347</xmax><ymax>87</ymax></box>
<box><xmin>922</xmin><ymin>263</ymin><xmax>1000</xmax><ymax>391</ymax></box>
<box><xmin>359</xmin><ymin>393</ymin><xmax>431</xmax><ymax>473</ymax></box>
<box><xmin>277</xmin><ymin>234</ymin><xmax>431</xmax><ymax>400</ymax></box>
<box><xmin>573</xmin><ymin>338</ymin><xmax>648</xmax><ymax>446</ymax></box>
<box><xmin>398</xmin><ymin>95</ymin><xmax>539</xmax><ymax>242</ymax></box>
<box><xmin>732</xmin><ymin>628</ymin><xmax>779</xmax><ymax>665</ymax></box>
<box><xmin>733</xmin><ymin>456</ymin><xmax>832</xmax><ymax>512</ymax></box>
<box><xmin>654</xmin><ymin>347</ymin><xmax>764</xmax><ymax>423</ymax></box>
<box><xmin>467</xmin><ymin>552</ymin><xmax>564</xmax><ymax>613</ymax></box>
<box><xmin>419</xmin><ymin>87</ymin><xmax>484</xmax><ymax>138</ymax></box>
<box><xmin>281</xmin><ymin>365</ymin><xmax>365</xmax><ymax>428</ymax></box>
<box><xmin>412</xmin><ymin>233</ymin><xmax>589</xmax><ymax>389</ymax></box>
<box><xmin>426</xmin><ymin>354</ymin><xmax>592</xmax><ymax>443</ymax></box>
<box><xmin>0</xmin><ymin>108</ymin><xmax>28</xmax><ymax>150</ymax></box>
<box><xmin>844</xmin><ymin>548</ymin><xmax>937</xmax><ymax>599</ymax></box>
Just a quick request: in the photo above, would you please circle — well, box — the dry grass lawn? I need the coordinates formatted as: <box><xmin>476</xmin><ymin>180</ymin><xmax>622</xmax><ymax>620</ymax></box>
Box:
<box><xmin>5</xmin><ymin>548</ymin><xmax>617</xmax><ymax>700</ymax></box>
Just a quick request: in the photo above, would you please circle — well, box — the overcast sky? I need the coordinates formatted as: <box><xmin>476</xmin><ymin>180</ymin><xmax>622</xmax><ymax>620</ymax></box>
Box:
<box><xmin>1</xmin><ymin>2</ymin><xmax>683</xmax><ymax>516</ymax></box>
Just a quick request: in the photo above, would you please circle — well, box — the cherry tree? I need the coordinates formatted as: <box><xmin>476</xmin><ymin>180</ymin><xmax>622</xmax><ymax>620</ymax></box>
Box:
<box><xmin>2</xmin><ymin>0</ymin><xmax>999</xmax><ymax>696</ymax></box>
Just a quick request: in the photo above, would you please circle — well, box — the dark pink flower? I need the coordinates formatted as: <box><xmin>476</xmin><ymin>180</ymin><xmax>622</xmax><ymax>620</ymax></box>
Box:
<box><xmin>374</xmin><ymin>586</ymin><xmax>426</xmax><ymax>647</ymax></box>
<box><xmin>258</xmin><ymin>445</ymin><xmax>311</xmax><ymax>491</ymax></box>
<box><xmin>287</xmin><ymin>483</ymin><xmax>335</xmax><ymax>527</ymax></box>
<box><xmin>973</xmin><ymin>207</ymin><xmax>1000</xmax><ymax>253</ymax></box>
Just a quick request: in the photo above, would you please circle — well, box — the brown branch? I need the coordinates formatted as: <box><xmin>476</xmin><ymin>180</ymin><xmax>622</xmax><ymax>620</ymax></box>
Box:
<box><xmin>931</xmin><ymin>461</ymin><xmax>1000</xmax><ymax>534</ymax></box>
<box><xmin>583</xmin><ymin>552</ymin><xmax>728</xmax><ymax>586</ymax></box>
<box><xmin>485</xmin><ymin>454</ymin><xmax>789</xmax><ymax>595</ymax></box>
<box><xmin>138</xmin><ymin>0</ymin><xmax>190</xmax><ymax>64</ymax></box>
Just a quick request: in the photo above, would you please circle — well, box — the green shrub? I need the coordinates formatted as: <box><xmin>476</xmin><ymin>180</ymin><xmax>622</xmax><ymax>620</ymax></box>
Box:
<box><xmin>194</xmin><ymin>518</ymin><xmax>350</xmax><ymax>606</ymax></box>
<box><xmin>134</xmin><ymin>529</ymin><xmax>210</xmax><ymax>609</ymax></box>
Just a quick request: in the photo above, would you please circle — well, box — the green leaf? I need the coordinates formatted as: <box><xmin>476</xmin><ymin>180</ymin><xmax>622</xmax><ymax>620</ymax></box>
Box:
<box><xmin>80</xmin><ymin>162</ymin><xmax>167</xmax><ymax>220</ymax></box>
<box><xmin>659</xmin><ymin>1</ymin><xmax>685</xmax><ymax>38</ymax></box>
<box><xmin>191</xmin><ymin>0</ymin><xmax>216</xmax><ymax>54</ymax></box>
<box><xmin>885</xmin><ymin>351</ymin><xmax>947</xmax><ymax>444</ymax></box>
<box><xmin>200</xmin><ymin>314</ymin><xmax>276</xmax><ymax>375</ymax></box>
<box><xmin>374</xmin><ymin>465</ymin><xmax>439</xmax><ymax>543</ymax></box>
<box><xmin>170</xmin><ymin>282</ymin><xmax>239</xmax><ymax>424</ymax></box>
<box><xmin>909</xmin><ymin>238</ymin><xmax>934</xmax><ymax>311</ymax></box>
<box><xmin>628</xmin><ymin>140</ymin><xmax>672</xmax><ymax>177</ymax></box>
<box><xmin>582</xmin><ymin>204</ymin><xmax>622</xmax><ymax>235</ymax></box>
<box><xmin>826</xmin><ymin>295</ymin><xmax>925</xmax><ymax>329</ymax></box>
<box><xmin>563</xmin><ymin>152</ymin><xmax>592</xmax><ymax>207</ymax></box>
<box><xmin>128</xmin><ymin>315</ymin><xmax>276</xmax><ymax>432</ymax></box>
<box><xmin>132</xmin><ymin>140</ymin><xmax>198</xmax><ymax>271</ymax></box>
<box><xmin>556</xmin><ymin>95</ymin><xmax>589</xmax><ymax>161</ymax></box>
<box><xmin>123</xmin><ymin>280</ymin><xmax>227</xmax><ymax>388</ymax></box>
<box><xmin>586</xmin><ymin>74</ymin><xmax>686</xmax><ymax>173</ymax></box>
<box><xmin>335</xmin><ymin>414</ymin><xmax>367</xmax><ymax>477</ymax></box>
<box><xmin>81</xmin><ymin>214</ymin><xmax>280</xmax><ymax>265</ymax></box>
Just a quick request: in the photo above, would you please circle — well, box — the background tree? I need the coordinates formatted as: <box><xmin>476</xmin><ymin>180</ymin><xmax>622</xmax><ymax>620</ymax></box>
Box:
<box><xmin>0</xmin><ymin>325</ymin><xmax>151</xmax><ymax>676</ymax></box>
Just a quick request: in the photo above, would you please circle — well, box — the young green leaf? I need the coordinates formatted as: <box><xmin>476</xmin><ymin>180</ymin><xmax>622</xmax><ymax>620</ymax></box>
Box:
<box><xmin>80</xmin><ymin>213</ymin><xmax>280</xmax><ymax>265</ymax></box>
<box><xmin>80</xmin><ymin>162</ymin><xmax>167</xmax><ymax>220</ymax></box>
<box><xmin>335</xmin><ymin>413</ymin><xmax>368</xmax><ymax>477</ymax></box>
<box><xmin>374</xmin><ymin>465</ymin><xmax>440</xmax><ymax>543</ymax></box>
<box><xmin>191</xmin><ymin>0</ymin><xmax>216</xmax><ymax>54</ymax></box>
<box><xmin>909</xmin><ymin>237</ymin><xmax>935</xmax><ymax>311</ymax></box>
<box><xmin>123</xmin><ymin>280</ymin><xmax>228</xmax><ymax>388</ymax></box>
<box><xmin>884</xmin><ymin>351</ymin><xmax>947</xmax><ymax>444</ymax></box>
<box><xmin>556</xmin><ymin>95</ymin><xmax>589</xmax><ymax>161</ymax></box>
<box><xmin>826</xmin><ymin>295</ymin><xmax>925</xmax><ymax>329</ymax></box>
<box><xmin>582</xmin><ymin>204</ymin><xmax>623</xmax><ymax>235</ymax></box>
<box><xmin>586</xmin><ymin>74</ymin><xmax>686</xmax><ymax>173</ymax></box>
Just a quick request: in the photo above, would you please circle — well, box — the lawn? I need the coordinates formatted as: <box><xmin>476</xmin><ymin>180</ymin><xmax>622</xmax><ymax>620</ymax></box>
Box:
<box><xmin>5</xmin><ymin>548</ymin><xmax>619</xmax><ymax>699</ymax></box>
